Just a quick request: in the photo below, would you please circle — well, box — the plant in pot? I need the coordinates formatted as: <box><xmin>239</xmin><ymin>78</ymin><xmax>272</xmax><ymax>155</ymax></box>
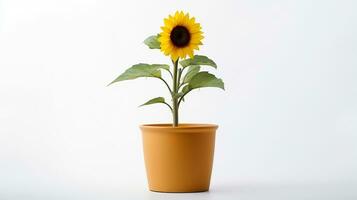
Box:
<box><xmin>108</xmin><ymin>11</ymin><xmax>225</xmax><ymax>192</ymax></box>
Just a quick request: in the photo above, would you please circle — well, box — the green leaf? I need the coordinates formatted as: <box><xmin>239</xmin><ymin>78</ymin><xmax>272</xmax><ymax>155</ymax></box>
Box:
<box><xmin>108</xmin><ymin>63</ymin><xmax>169</xmax><ymax>86</ymax></box>
<box><xmin>185</xmin><ymin>71</ymin><xmax>225</xmax><ymax>92</ymax></box>
<box><xmin>179</xmin><ymin>86</ymin><xmax>191</xmax><ymax>102</ymax></box>
<box><xmin>144</xmin><ymin>35</ymin><xmax>161</xmax><ymax>49</ymax></box>
<box><xmin>183</xmin><ymin>65</ymin><xmax>200</xmax><ymax>83</ymax></box>
<box><xmin>182</xmin><ymin>85</ymin><xmax>190</xmax><ymax>94</ymax></box>
<box><xmin>140</xmin><ymin>97</ymin><xmax>166</xmax><ymax>107</ymax></box>
<box><xmin>179</xmin><ymin>55</ymin><xmax>217</xmax><ymax>68</ymax></box>
<box><xmin>151</xmin><ymin>64</ymin><xmax>169</xmax><ymax>71</ymax></box>
<box><xmin>174</xmin><ymin>92</ymin><xmax>184</xmax><ymax>98</ymax></box>
<box><xmin>178</xmin><ymin>72</ymin><xmax>224</xmax><ymax>103</ymax></box>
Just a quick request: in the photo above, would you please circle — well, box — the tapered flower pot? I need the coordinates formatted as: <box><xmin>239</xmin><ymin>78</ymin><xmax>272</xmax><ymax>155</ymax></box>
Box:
<box><xmin>140</xmin><ymin>124</ymin><xmax>218</xmax><ymax>193</ymax></box>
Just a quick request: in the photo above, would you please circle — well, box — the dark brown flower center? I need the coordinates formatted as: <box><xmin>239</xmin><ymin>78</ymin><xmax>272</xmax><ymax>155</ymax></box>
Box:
<box><xmin>170</xmin><ymin>26</ymin><xmax>191</xmax><ymax>47</ymax></box>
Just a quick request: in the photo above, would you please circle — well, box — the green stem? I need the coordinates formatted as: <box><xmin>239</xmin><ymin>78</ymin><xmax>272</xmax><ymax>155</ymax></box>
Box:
<box><xmin>177</xmin><ymin>68</ymin><xmax>183</xmax><ymax>89</ymax></box>
<box><xmin>164</xmin><ymin>69</ymin><xmax>173</xmax><ymax>79</ymax></box>
<box><xmin>178</xmin><ymin>89</ymin><xmax>190</xmax><ymax>108</ymax></box>
<box><xmin>158</xmin><ymin>77</ymin><xmax>172</xmax><ymax>94</ymax></box>
<box><xmin>172</xmin><ymin>59</ymin><xmax>179</xmax><ymax>127</ymax></box>
<box><xmin>163</xmin><ymin>102</ymin><xmax>173</xmax><ymax>111</ymax></box>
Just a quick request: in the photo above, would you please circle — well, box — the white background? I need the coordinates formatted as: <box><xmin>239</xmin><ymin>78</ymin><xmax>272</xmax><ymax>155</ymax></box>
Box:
<box><xmin>1</xmin><ymin>0</ymin><xmax>357</xmax><ymax>199</ymax></box>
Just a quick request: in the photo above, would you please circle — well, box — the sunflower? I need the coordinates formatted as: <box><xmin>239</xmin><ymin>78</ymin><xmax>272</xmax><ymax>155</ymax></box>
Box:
<box><xmin>159</xmin><ymin>11</ymin><xmax>204</xmax><ymax>61</ymax></box>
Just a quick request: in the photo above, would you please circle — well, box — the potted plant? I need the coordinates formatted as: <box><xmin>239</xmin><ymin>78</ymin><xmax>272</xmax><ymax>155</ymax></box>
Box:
<box><xmin>108</xmin><ymin>11</ymin><xmax>225</xmax><ymax>192</ymax></box>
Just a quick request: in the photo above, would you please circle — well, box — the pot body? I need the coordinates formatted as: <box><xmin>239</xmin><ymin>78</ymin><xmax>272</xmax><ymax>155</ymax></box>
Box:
<box><xmin>140</xmin><ymin>124</ymin><xmax>217</xmax><ymax>193</ymax></box>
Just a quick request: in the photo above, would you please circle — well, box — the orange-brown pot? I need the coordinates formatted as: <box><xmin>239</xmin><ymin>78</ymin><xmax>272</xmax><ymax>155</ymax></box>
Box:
<box><xmin>140</xmin><ymin>123</ymin><xmax>218</xmax><ymax>193</ymax></box>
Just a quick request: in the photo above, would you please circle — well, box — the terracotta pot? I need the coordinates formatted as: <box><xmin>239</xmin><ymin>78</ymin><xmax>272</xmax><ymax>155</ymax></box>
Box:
<box><xmin>140</xmin><ymin>123</ymin><xmax>218</xmax><ymax>193</ymax></box>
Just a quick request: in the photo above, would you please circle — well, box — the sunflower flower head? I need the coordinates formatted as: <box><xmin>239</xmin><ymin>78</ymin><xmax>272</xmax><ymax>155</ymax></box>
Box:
<box><xmin>158</xmin><ymin>11</ymin><xmax>204</xmax><ymax>61</ymax></box>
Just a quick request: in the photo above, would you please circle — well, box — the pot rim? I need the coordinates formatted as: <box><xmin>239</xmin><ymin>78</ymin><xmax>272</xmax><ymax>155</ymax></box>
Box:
<box><xmin>140</xmin><ymin>123</ymin><xmax>218</xmax><ymax>130</ymax></box>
